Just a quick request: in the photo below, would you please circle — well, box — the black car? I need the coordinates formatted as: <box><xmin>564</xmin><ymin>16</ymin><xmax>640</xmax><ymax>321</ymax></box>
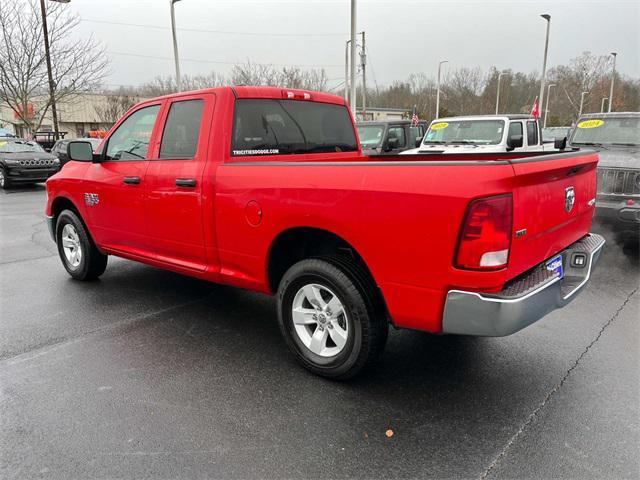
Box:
<box><xmin>569</xmin><ymin>112</ymin><xmax>640</xmax><ymax>237</ymax></box>
<box><xmin>0</xmin><ymin>138</ymin><xmax>60</xmax><ymax>189</ymax></box>
<box><xmin>51</xmin><ymin>138</ymin><xmax>101</xmax><ymax>165</ymax></box>
<box><xmin>356</xmin><ymin>120</ymin><xmax>427</xmax><ymax>155</ymax></box>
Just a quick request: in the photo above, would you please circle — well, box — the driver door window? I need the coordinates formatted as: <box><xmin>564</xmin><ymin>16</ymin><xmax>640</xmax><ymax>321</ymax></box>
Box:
<box><xmin>104</xmin><ymin>105</ymin><xmax>160</xmax><ymax>161</ymax></box>
<box><xmin>387</xmin><ymin>126</ymin><xmax>406</xmax><ymax>149</ymax></box>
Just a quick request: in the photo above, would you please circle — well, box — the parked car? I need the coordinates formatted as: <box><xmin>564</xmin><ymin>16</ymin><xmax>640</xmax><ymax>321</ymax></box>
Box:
<box><xmin>569</xmin><ymin>112</ymin><xmax>639</xmax><ymax>237</ymax></box>
<box><xmin>401</xmin><ymin>115</ymin><xmax>560</xmax><ymax>155</ymax></box>
<box><xmin>542</xmin><ymin>126</ymin><xmax>573</xmax><ymax>143</ymax></box>
<box><xmin>46</xmin><ymin>86</ymin><xmax>603</xmax><ymax>379</ymax></box>
<box><xmin>356</xmin><ymin>120</ymin><xmax>427</xmax><ymax>155</ymax></box>
<box><xmin>51</xmin><ymin>138</ymin><xmax>102</xmax><ymax>165</ymax></box>
<box><xmin>0</xmin><ymin>138</ymin><xmax>60</xmax><ymax>189</ymax></box>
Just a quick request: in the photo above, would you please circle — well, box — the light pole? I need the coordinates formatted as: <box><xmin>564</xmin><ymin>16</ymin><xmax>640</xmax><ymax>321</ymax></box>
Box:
<box><xmin>495</xmin><ymin>71</ymin><xmax>507</xmax><ymax>115</ymax></box>
<box><xmin>578</xmin><ymin>91</ymin><xmax>588</xmax><ymax>117</ymax></box>
<box><xmin>601</xmin><ymin>98</ymin><xmax>608</xmax><ymax>113</ymax></box>
<box><xmin>538</xmin><ymin>14</ymin><xmax>551</xmax><ymax>116</ymax></box>
<box><xmin>170</xmin><ymin>0</ymin><xmax>182</xmax><ymax>92</ymax></box>
<box><xmin>39</xmin><ymin>0</ymin><xmax>70</xmax><ymax>139</ymax></box>
<box><xmin>543</xmin><ymin>83</ymin><xmax>555</xmax><ymax>128</ymax></box>
<box><xmin>608</xmin><ymin>52</ymin><xmax>617</xmax><ymax>113</ymax></box>
<box><xmin>435</xmin><ymin>60</ymin><xmax>448</xmax><ymax>119</ymax></box>
<box><xmin>344</xmin><ymin>39</ymin><xmax>351</xmax><ymax>102</ymax></box>
<box><xmin>350</xmin><ymin>0</ymin><xmax>357</xmax><ymax>115</ymax></box>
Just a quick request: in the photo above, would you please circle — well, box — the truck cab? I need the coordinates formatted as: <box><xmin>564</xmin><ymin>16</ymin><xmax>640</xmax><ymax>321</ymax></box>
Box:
<box><xmin>356</xmin><ymin>120</ymin><xmax>427</xmax><ymax>155</ymax></box>
<box><xmin>401</xmin><ymin>115</ymin><xmax>550</xmax><ymax>155</ymax></box>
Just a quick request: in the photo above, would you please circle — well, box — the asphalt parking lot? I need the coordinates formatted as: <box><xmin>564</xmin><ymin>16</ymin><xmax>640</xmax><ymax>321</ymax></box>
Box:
<box><xmin>1</xmin><ymin>185</ymin><xmax>638</xmax><ymax>480</ymax></box>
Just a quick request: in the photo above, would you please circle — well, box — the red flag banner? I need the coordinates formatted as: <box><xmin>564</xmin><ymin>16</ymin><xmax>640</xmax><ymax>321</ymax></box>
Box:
<box><xmin>530</xmin><ymin>96</ymin><xmax>540</xmax><ymax>120</ymax></box>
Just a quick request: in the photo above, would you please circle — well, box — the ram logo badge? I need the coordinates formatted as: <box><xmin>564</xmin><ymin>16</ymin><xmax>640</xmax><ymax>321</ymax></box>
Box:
<box><xmin>565</xmin><ymin>187</ymin><xmax>575</xmax><ymax>213</ymax></box>
<box><xmin>84</xmin><ymin>193</ymin><xmax>100</xmax><ymax>207</ymax></box>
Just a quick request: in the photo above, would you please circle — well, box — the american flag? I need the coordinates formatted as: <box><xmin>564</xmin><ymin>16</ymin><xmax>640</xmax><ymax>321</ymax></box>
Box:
<box><xmin>411</xmin><ymin>105</ymin><xmax>419</xmax><ymax>126</ymax></box>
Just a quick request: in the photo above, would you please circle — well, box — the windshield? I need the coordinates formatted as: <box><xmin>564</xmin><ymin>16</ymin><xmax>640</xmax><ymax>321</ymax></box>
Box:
<box><xmin>571</xmin><ymin>117</ymin><xmax>640</xmax><ymax>146</ymax></box>
<box><xmin>232</xmin><ymin>99</ymin><xmax>358</xmax><ymax>156</ymax></box>
<box><xmin>423</xmin><ymin>120</ymin><xmax>505</xmax><ymax>145</ymax></box>
<box><xmin>0</xmin><ymin>139</ymin><xmax>46</xmax><ymax>153</ymax></box>
<box><xmin>356</xmin><ymin>125</ymin><xmax>385</xmax><ymax>148</ymax></box>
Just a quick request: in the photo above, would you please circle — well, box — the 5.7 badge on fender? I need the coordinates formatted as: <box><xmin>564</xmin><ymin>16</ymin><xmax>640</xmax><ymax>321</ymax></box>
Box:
<box><xmin>84</xmin><ymin>193</ymin><xmax>99</xmax><ymax>207</ymax></box>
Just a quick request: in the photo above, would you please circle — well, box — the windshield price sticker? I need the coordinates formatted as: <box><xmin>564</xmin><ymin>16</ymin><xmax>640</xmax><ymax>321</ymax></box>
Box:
<box><xmin>577</xmin><ymin>119</ymin><xmax>605</xmax><ymax>129</ymax></box>
<box><xmin>0</xmin><ymin>141</ymin><xmax>7</xmax><ymax>147</ymax></box>
<box><xmin>431</xmin><ymin>122</ymin><xmax>449</xmax><ymax>131</ymax></box>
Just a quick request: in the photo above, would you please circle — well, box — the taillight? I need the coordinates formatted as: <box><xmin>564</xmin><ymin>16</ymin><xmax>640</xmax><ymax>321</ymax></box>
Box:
<box><xmin>455</xmin><ymin>194</ymin><xmax>513</xmax><ymax>270</ymax></box>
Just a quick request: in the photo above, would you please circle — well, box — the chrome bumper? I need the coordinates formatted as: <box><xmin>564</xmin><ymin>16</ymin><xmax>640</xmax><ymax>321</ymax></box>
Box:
<box><xmin>46</xmin><ymin>215</ymin><xmax>55</xmax><ymax>242</ymax></box>
<box><xmin>442</xmin><ymin>233</ymin><xmax>605</xmax><ymax>336</ymax></box>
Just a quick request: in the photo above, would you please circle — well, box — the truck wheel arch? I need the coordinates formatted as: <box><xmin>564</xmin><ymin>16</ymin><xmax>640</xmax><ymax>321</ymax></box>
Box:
<box><xmin>266</xmin><ymin>227</ymin><xmax>387</xmax><ymax>315</ymax></box>
<box><xmin>50</xmin><ymin>196</ymin><xmax>98</xmax><ymax>249</ymax></box>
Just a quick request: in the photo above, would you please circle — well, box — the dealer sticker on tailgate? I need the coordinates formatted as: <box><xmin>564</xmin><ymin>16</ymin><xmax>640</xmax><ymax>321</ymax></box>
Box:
<box><xmin>546</xmin><ymin>254</ymin><xmax>564</xmax><ymax>279</ymax></box>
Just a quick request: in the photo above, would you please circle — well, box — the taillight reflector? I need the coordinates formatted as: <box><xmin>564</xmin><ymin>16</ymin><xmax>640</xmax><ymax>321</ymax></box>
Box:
<box><xmin>455</xmin><ymin>195</ymin><xmax>513</xmax><ymax>270</ymax></box>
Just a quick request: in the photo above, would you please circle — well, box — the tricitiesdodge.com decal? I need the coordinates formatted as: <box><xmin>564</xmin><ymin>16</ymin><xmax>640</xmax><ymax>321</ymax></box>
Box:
<box><xmin>233</xmin><ymin>149</ymin><xmax>279</xmax><ymax>155</ymax></box>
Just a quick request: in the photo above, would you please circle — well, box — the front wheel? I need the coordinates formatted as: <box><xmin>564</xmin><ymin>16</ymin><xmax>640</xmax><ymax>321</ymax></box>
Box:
<box><xmin>56</xmin><ymin>209</ymin><xmax>108</xmax><ymax>280</ymax></box>
<box><xmin>277</xmin><ymin>257</ymin><xmax>388</xmax><ymax>380</ymax></box>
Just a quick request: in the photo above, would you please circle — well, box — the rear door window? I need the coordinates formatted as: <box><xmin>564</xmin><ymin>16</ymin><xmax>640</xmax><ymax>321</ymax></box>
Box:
<box><xmin>232</xmin><ymin>99</ymin><xmax>357</xmax><ymax>156</ymax></box>
<box><xmin>159</xmin><ymin>100</ymin><xmax>204</xmax><ymax>159</ymax></box>
<box><xmin>526</xmin><ymin>121</ymin><xmax>538</xmax><ymax>146</ymax></box>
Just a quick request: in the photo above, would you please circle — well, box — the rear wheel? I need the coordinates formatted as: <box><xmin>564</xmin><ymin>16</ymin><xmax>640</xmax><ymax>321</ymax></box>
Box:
<box><xmin>56</xmin><ymin>209</ymin><xmax>108</xmax><ymax>280</ymax></box>
<box><xmin>277</xmin><ymin>256</ymin><xmax>387</xmax><ymax>380</ymax></box>
<box><xmin>0</xmin><ymin>167</ymin><xmax>10</xmax><ymax>189</ymax></box>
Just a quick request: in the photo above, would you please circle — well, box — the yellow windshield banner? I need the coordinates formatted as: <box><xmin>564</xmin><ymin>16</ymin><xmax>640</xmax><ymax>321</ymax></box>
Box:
<box><xmin>577</xmin><ymin>119</ymin><xmax>605</xmax><ymax>129</ymax></box>
<box><xmin>431</xmin><ymin>122</ymin><xmax>449</xmax><ymax>131</ymax></box>
<box><xmin>0</xmin><ymin>141</ymin><xmax>7</xmax><ymax>147</ymax></box>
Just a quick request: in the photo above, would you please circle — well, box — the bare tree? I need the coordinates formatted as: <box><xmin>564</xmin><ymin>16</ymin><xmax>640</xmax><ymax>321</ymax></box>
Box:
<box><xmin>94</xmin><ymin>87</ymin><xmax>139</xmax><ymax>126</ymax></box>
<box><xmin>0</xmin><ymin>0</ymin><xmax>108</xmax><ymax>135</ymax></box>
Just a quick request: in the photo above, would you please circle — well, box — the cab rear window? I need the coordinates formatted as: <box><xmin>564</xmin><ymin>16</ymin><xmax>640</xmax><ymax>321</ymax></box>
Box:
<box><xmin>232</xmin><ymin>99</ymin><xmax>357</xmax><ymax>156</ymax></box>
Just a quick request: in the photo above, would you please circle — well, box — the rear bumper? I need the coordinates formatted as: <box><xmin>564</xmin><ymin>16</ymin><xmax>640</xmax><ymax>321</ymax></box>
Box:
<box><xmin>442</xmin><ymin>233</ymin><xmax>605</xmax><ymax>336</ymax></box>
<box><xmin>595</xmin><ymin>198</ymin><xmax>640</xmax><ymax>227</ymax></box>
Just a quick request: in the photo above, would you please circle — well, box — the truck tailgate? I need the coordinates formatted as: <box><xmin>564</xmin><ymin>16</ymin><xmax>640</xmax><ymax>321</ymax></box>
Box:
<box><xmin>508</xmin><ymin>151</ymin><xmax>599</xmax><ymax>278</ymax></box>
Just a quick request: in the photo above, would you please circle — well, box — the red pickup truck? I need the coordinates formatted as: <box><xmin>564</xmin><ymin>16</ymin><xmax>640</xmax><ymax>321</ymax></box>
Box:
<box><xmin>45</xmin><ymin>86</ymin><xmax>604</xmax><ymax>379</ymax></box>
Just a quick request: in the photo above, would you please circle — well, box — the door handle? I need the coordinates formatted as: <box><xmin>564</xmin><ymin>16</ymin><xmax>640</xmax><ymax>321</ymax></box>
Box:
<box><xmin>175</xmin><ymin>178</ymin><xmax>197</xmax><ymax>187</ymax></box>
<box><xmin>123</xmin><ymin>176</ymin><xmax>141</xmax><ymax>185</ymax></box>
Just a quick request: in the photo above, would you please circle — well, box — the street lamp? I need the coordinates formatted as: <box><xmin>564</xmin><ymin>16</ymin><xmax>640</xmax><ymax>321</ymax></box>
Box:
<box><xmin>39</xmin><ymin>0</ymin><xmax>70</xmax><ymax>139</ymax></box>
<box><xmin>435</xmin><ymin>60</ymin><xmax>448</xmax><ymax>119</ymax></box>
<box><xmin>608</xmin><ymin>52</ymin><xmax>617</xmax><ymax>113</ymax></box>
<box><xmin>601</xmin><ymin>98</ymin><xmax>608</xmax><ymax>113</ymax></box>
<box><xmin>543</xmin><ymin>83</ymin><xmax>555</xmax><ymax>128</ymax></box>
<box><xmin>538</xmin><ymin>14</ymin><xmax>551</xmax><ymax>115</ymax></box>
<box><xmin>495</xmin><ymin>71</ymin><xmax>507</xmax><ymax>115</ymax></box>
<box><xmin>170</xmin><ymin>0</ymin><xmax>182</xmax><ymax>92</ymax></box>
<box><xmin>578</xmin><ymin>91</ymin><xmax>588</xmax><ymax>117</ymax></box>
<box><xmin>350</xmin><ymin>0</ymin><xmax>357</xmax><ymax>115</ymax></box>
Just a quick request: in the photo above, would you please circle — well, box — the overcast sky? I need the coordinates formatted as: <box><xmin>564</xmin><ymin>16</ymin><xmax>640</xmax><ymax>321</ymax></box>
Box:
<box><xmin>68</xmin><ymin>0</ymin><xmax>639</xmax><ymax>91</ymax></box>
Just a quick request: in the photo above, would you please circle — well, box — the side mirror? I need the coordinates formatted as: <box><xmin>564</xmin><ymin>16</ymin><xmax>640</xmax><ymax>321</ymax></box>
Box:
<box><xmin>506</xmin><ymin>134</ymin><xmax>523</xmax><ymax>151</ymax></box>
<box><xmin>415</xmin><ymin>137</ymin><xmax>423</xmax><ymax>148</ymax></box>
<box><xmin>67</xmin><ymin>141</ymin><xmax>95</xmax><ymax>162</ymax></box>
<box><xmin>386</xmin><ymin>137</ymin><xmax>399</xmax><ymax>151</ymax></box>
<box><xmin>554</xmin><ymin>136</ymin><xmax>567</xmax><ymax>150</ymax></box>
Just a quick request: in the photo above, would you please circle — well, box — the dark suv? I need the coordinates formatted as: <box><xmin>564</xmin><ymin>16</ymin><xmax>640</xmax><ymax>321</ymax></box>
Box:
<box><xmin>0</xmin><ymin>138</ymin><xmax>60</xmax><ymax>189</ymax></box>
<box><xmin>356</xmin><ymin>120</ymin><xmax>427</xmax><ymax>155</ymax></box>
<box><xmin>569</xmin><ymin>112</ymin><xmax>639</xmax><ymax>237</ymax></box>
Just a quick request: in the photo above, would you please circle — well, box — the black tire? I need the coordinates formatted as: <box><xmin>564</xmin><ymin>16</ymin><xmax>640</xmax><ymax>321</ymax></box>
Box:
<box><xmin>56</xmin><ymin>209</ymin><xmax>108</xmax><ymax>280</ymax></box>
<box><xmin>0</xmin><ymin>167</ymin><xmax>10</xmax><ymax>189</ymax></box>
<box><xmin>277</xmin><ymin>256</ymin><xmax>388</xmax><ymax>380</ymax></box>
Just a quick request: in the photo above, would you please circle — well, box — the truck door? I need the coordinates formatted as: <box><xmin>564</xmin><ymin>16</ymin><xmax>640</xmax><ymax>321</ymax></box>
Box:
<box><xmin>83</xmin><ymin>103</ymin><xmax>162</xmax><ymax>256</ymax></box>
<box><xmin>144</xmin><ymin>94</ymin><xmax>214</xmax><ymax>271</ymax></box>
